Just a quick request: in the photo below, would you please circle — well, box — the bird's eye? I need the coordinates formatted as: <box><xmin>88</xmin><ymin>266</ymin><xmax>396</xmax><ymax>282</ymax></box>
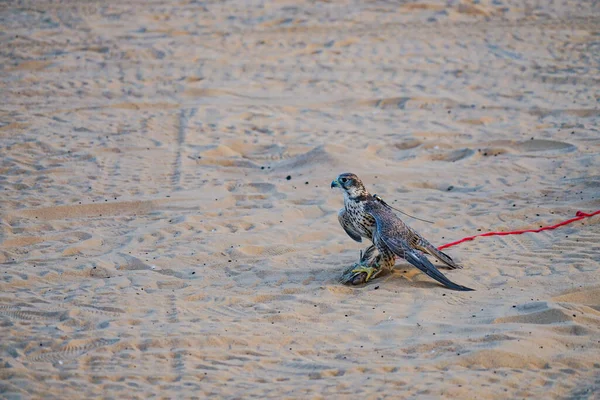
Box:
<box><xmin>340</xmin><ymin>177</ymin><xmax>348</xmax><ymax>183</ymax></box>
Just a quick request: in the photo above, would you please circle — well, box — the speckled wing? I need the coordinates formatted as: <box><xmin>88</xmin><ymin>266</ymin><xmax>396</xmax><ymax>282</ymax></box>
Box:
<box><xmin>365</xmin><ymin>201</ymin><xmax>473</xmax><ymax>291</ymax></box>
<box><xmin>338</xmin><ymin>208</ymin><xmax>362</xmax><ymax>242</ymax></box>
<box><xmin>376</xmin><ymin>199</ymin><xmax>461</xmax><ymax>269</ymax></box>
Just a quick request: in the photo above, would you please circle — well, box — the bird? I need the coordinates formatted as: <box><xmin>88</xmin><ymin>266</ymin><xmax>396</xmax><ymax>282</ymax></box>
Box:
<box><xmin>330</xmin><ymin>172</ymin><xmax>473</xmax><ymax>291</ymax></box>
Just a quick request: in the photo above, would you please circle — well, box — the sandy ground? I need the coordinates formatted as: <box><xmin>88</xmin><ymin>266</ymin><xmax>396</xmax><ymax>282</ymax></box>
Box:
<box><xmin>1</xmin><ymin>0</ymin><xmax>600</xmax><ymax>398</ymax></box>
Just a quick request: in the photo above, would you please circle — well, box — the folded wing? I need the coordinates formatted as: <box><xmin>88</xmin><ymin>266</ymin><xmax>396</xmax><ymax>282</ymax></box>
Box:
<box><xmin>367</xmin><ymin>203</ymin><xmax>473</xmax><ymax>291</ymax></box>
<box><xmin>338</xmin><ymin>208</ymin><xmax>363</xmax><ymax>242</ymax></box>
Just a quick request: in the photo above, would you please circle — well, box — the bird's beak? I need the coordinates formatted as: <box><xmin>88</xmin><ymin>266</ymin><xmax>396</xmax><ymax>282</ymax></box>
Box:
<box><xmin>331</xmin><ymin>179</ymin><xmax>340</xmax><ymax>189</ymax></box>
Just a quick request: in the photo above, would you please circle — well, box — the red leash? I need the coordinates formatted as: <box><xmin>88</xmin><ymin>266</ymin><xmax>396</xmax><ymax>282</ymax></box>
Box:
<box><xmin>438</xmin><ymin>210</ymin><xmax>600</xmax><ymax>250</ymax></box>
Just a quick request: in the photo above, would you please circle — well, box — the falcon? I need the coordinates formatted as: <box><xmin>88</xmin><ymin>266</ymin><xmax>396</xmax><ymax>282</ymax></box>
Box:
<box><xmin>331</xmin><ymin>173</ymin><xmax>473</xmax><ymax>291</ymax></box>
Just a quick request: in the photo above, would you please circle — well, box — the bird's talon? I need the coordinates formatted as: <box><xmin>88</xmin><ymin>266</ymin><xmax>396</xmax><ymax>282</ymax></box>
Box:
<box><xmin>340</xmin><ymin>262</ymin><xmax>381</xmax><ymax>285</ymax></box>
<box><xmin>351</xmin><ymin>265</ymin><xmax>377</xmax><ymax>282</ymax></box>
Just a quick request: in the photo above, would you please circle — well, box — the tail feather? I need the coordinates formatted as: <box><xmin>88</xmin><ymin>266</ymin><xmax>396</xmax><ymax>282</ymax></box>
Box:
<box><xmin>418</xmin><ymin>240</ymin><xmax>462</xmax><ymax>269</ymax></box>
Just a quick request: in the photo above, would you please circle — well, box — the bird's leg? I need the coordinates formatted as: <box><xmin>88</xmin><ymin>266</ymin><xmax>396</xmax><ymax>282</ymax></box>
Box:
<box><xmin>340</xmin><ymin>246</ymin><xmax>395</xmax><ymax>285</ymax></box>
<box><xmin>359</xmin><ymin>244</ymin><xmax>378</xmax><ymax>265</ymax></box>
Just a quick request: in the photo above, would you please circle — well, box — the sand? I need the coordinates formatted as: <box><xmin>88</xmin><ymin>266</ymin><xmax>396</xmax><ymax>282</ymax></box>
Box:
<box><xmin>1</xmin><ymin>0</ymin><xmax>600</xmax><ymax>398</ymax></box>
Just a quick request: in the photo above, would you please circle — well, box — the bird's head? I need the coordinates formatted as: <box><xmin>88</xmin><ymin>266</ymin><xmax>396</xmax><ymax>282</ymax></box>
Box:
<box><xmin>331</xmin><ymin>173</ymin><xmax>368</xmax><ymax>199</ymax></box>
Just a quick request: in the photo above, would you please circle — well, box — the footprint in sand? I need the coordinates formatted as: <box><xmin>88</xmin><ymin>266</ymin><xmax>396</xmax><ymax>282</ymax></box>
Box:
<box><xmin>493</xmin><ymin>287</ymin><xmax>600</xmax><ymax>326</ymax></box>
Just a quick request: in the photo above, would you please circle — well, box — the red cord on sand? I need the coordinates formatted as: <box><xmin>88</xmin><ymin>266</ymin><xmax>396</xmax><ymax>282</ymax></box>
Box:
<box><xmin>438</xmin><ymin>210</ymin><xmax>600</xmax><ymax>250</ymax></box>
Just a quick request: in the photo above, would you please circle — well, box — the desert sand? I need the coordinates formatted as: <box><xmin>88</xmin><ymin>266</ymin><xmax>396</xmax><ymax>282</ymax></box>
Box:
<box><xmin>1</xmin><ymin>0</ymin><xmax>600</xmax><ymax>398</ymax></box>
